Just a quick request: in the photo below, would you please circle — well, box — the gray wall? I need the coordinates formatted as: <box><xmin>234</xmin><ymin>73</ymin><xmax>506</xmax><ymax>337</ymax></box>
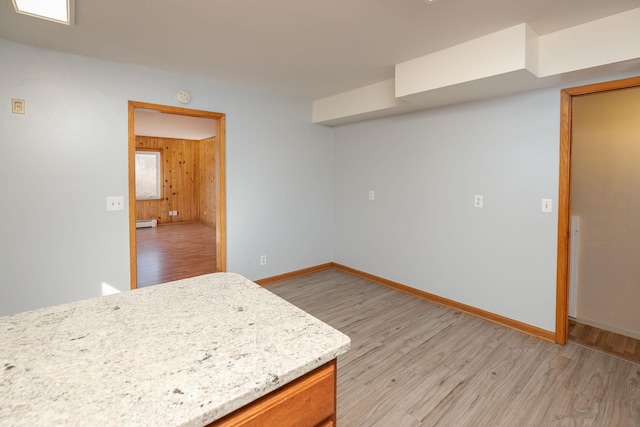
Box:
<box><xmin>0</xmin><ymin>40</ymin><xmax>333</xmax><ymax>316</ymax></box>
<box><xmin>572</xmin><ymin>86</ymin><xmax>640</xmax><ymax>338</ymax></box>
<box><xmin>332</xmin><ymin>90</ymin><xmax>563</xmax><ymax>331</ymax></box>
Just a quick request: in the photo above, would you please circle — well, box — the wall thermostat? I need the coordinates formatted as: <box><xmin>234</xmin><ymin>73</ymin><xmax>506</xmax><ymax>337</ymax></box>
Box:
<box><xmin>176</xmin><ymin>90</ymin><xmax>191</xmax><ymax>104</ymax></box>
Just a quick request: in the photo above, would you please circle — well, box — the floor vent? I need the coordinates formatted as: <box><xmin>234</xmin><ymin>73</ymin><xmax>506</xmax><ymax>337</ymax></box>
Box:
<box><xmin>136</xmin><ymin>219</ymin><xmax>157</xmax><ymax>229</ymax></box>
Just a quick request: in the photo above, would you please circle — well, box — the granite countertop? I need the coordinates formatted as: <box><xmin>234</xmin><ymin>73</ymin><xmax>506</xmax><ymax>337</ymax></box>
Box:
<box><xmin>0</xmin><ymin>273</ymin><xmax>351</xmax><ymax>426</ymax></box>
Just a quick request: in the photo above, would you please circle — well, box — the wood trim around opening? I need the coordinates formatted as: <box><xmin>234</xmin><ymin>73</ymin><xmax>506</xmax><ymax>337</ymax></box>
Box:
<box><xmin>215</xmin><ymin>115</ymin><xmax>227</xmax><ymax>273</ymax></box>
<box><xmin>555</xmin><ymin>75</ymin><xmax>640</xmax><ymax>344</ymax></box>
<box><xmin>128</xmin><ymin>101</ymin><xmax>227</xmax><ymax>289</ymax></box>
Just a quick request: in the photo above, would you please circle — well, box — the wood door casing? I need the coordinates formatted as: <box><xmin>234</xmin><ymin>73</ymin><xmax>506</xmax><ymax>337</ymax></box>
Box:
<box><xmin>555</xmin><ymin>75</ymin><xmax>640</xmax><ymax>344</ymax></box>
<box><xmin>128</xmin><ymin>101</ymin><xmax>226</xmax><ymax>289</ymax></box>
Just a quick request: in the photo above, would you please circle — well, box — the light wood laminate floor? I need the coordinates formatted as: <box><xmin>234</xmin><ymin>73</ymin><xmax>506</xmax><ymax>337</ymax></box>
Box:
<box><xmin>136</xmin><ymin>222</ymin><xmax>216</xmax><ymax>288</ymax></box>
<box><xmin>266</xmin><ymin>269</ymin><xmax>640</xmax><ymax>427</ymax></box>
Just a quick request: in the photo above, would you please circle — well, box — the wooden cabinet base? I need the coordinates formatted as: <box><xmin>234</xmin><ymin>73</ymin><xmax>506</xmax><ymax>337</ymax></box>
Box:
<box><xmin>208</xmin><ymin>360</ymin><xmax>337</xmax><ymax>427</ymax></box>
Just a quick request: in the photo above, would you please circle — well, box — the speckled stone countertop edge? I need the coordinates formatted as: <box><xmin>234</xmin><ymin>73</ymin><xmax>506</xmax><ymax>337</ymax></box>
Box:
<box><xmin>0</xmin><ymin>272</ymin><xmax>351</xmax><ymax>427</ymax></box>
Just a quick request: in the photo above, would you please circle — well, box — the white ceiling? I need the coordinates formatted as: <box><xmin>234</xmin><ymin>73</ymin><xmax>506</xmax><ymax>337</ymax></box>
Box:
<box><xmin>134</xmin><ymin>109</ymin><xmax>217</xmax><ymax>140</ymax></box>
<box><xmin>1</xmin><ymin>0</ymin><xmax>639</xmax><ymax>102</ymax></box>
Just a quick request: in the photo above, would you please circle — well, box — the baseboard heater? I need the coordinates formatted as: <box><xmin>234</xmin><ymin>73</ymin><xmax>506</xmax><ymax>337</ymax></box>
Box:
<box><xmin>136</xmin><ymin>219</ymin><xmax>157</xmax><ymax>229</ymax></box>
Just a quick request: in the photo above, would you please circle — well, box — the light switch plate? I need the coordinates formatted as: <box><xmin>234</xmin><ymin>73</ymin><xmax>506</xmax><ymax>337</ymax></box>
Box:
<box><xmin>542</xmin><ymin>198</ymin><xmax>552</xmax><ymax>213</ymax></box>
<box><xmin>11</xmin><ymin>98</ymin><xmax>25</xmax><ymax>114</ymax></box>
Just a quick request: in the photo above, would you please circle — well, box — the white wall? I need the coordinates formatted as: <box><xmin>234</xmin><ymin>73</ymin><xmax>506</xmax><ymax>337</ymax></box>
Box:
<box><xmin>332</xmin><ymin>90</ymin><xmax>562</xmax><ymax>331</ymax></box>
<box><xmin>0</xmin><ymin>40</ymin><xmax>333</xmax><ymax>316</ymax></box>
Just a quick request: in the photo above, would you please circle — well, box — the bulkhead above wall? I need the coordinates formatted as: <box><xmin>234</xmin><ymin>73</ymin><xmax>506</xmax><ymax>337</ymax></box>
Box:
<box><xmin>313</xmin><ymin>9</ymin><xmax>640</xmax><ymax>126</ymax></box>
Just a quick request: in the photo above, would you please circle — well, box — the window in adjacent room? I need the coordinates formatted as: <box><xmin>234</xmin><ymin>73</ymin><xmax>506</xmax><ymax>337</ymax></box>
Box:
<box><xmin>12</xmin><ymin>0</ymin><xmax>74</xmax><ymax>25</ymax></box>
<box><xmin>135</xmin><ymin>151</ymin><xmax>162</xmax><ymax>200</ymax></box>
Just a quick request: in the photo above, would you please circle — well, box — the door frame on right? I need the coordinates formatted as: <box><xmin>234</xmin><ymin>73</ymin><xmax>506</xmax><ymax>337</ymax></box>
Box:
<box><xmin>555</xmin><ymin>75</ymin><xmax>640</xmax><ymax>344</ymax></box>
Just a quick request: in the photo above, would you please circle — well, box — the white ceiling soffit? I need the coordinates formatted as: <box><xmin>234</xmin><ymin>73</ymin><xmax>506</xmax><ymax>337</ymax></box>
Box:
<box><xmin>314</xmin><ymin>8</ymin><xmax>640</xmax><ymax>126</ymax></box>
<box><xmin>1</xmin><ymin>1</ymin><xmax>640</xmax><ymax>125</ymax></box>
<box><xmin>134</xmin><ymin>110</ymin><xmax>216</xmax><ymax>140</ymax></box>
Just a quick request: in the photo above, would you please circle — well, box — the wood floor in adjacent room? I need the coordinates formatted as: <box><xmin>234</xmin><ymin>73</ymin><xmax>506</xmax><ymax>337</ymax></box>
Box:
<box><xmin>569</xmin><ymin>319</ymin><xmax>640</xmax><ymax>365</ymax></box>
<box><xmin>136</xmin><ymin>222</ymin><xmax>216</xmax><ymax>288</ymax></box>
<box><xmin>266</xmin><ymin>269</ymin><xmax>640</xmax><ymax>427</ymax></box>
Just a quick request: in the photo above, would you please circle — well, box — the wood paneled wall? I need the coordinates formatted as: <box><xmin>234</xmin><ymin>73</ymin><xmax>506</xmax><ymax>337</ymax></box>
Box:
<box><xmin>135</xmin><ymin>136</ymin><xmax>215</xmax><ymax>225</ymax></box>
<box><xmin>199</xmin><ymin>137</ymin><xmax>216</xmax><ymax>227</ymax></box>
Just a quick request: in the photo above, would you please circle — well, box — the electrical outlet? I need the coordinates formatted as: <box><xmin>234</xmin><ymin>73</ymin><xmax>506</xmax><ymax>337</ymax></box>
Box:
<box><xmin>369</xmin><ymin>190</ymin><xmax>375</xmax><ymax>200</ymax></box>
<box><xmin>260</xmin><ymin>255</ymin><xmax>267</xmax><ymax>266</ymax></box>
<box><xmin>474</xmin><ymin>195</ymin><xmax>483</xmax><ymax>208</ymax></box>
<box><xmin>106</xmin><ymin>196</ymin><xmax>124</xmax><ymax>211</ymax></box>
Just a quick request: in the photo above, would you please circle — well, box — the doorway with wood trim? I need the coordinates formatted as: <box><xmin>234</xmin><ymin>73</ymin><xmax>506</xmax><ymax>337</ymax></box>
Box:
<box><xmin>128</xmin><ymin>101</ymin><xmax>226</xmax><ymax>289</ymax></box>
<box><xmin>555</xmin><ymin>75</ymin><xmax>640</xmax><ymax>344</ymax></box>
